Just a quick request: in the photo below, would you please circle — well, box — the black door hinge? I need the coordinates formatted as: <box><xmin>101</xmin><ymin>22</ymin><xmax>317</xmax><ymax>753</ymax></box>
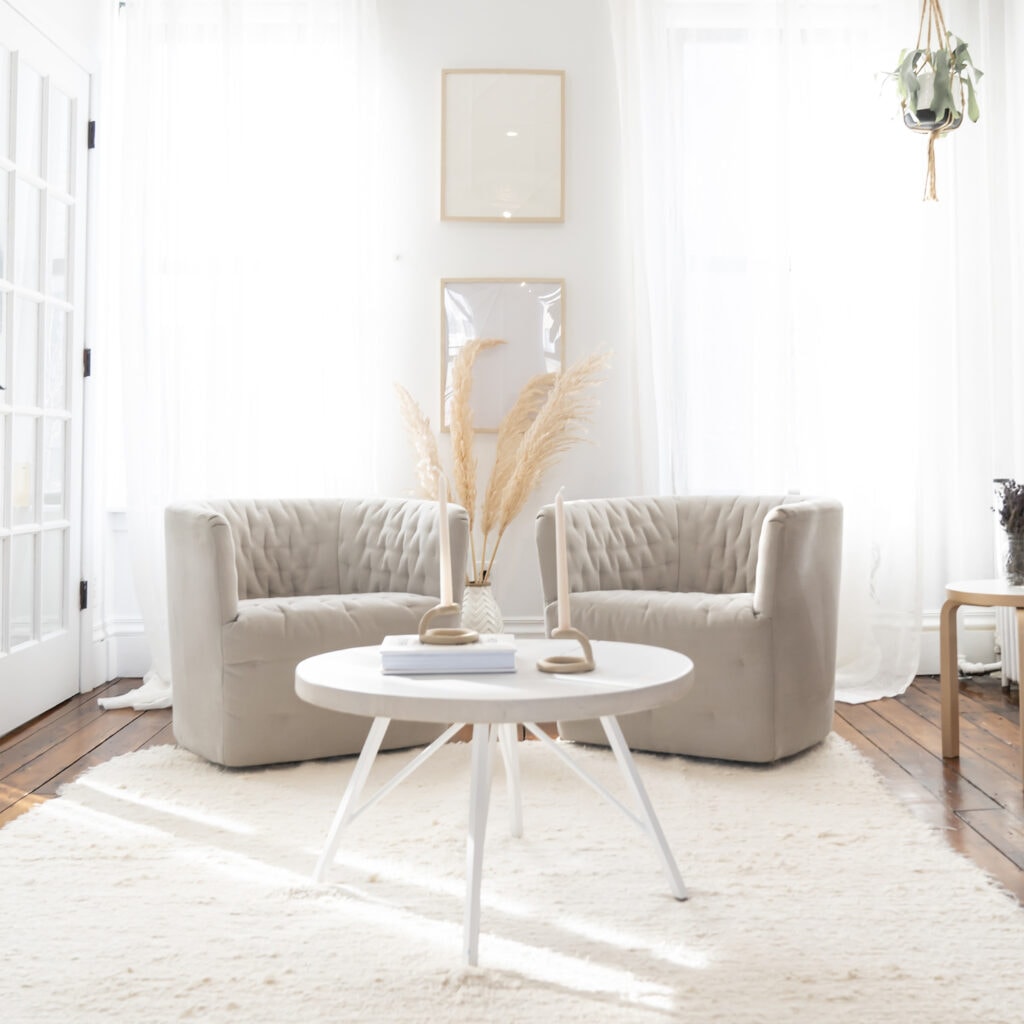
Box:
<box><xmin>83</xmin><ymin>348</ymin><xmax>92</xmax><ymax>378</ymax></box>
<box><xmin>79</xmin><ymin>580</ymin><xmax>88</xmax><ymax>610</ymax></box>
<box><xmin>87</xmin><ymin>121</ymin><xmax>96</xmax><ymax>149</ymax></box>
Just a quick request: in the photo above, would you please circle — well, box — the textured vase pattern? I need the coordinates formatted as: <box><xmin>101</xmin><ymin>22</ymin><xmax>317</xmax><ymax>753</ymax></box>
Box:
<box><xmin>461</xmin><ymin>583</ymin><xmax>504</xmax><ymax>634</ymax></box>
<box><xmin>1005</xmin><ymin>534</ymin><xmax>1024</xmax><ymax>586</ymax></box>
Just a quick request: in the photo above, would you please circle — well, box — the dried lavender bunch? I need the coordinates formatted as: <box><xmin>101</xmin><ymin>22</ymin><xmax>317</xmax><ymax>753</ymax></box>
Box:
<box><xmin>995</xmin><ymin>479</ymin><xmax>1024</xmax><ymax>535</ymax></box>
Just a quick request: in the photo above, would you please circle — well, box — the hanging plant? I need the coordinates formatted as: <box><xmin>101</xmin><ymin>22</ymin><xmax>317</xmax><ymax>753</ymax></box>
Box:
<box><xmin>888</xmin><ymin>0</ymin><xmax>982</xmax><ymax>200</ymax></box>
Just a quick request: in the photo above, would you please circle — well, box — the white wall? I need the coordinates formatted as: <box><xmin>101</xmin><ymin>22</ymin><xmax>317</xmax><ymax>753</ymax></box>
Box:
<box><xmin>373</xmin><ymin>0</ymin><xmax>637</xmax><ymax>628</ymax></box>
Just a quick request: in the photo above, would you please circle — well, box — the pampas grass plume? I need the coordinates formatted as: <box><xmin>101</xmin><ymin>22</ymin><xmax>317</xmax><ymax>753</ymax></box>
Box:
<box><xmin>397</xmin><ymin>348</ymin><xmax>610</xmax><ymax>583</ymax></box>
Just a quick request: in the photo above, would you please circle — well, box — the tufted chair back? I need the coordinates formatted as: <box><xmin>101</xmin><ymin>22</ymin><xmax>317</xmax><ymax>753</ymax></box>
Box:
<box><xmin>207</xmin><ymin>497</ymin><xmax>462</xmax><ymax>605</ymax></box>
<box><xmin>547</xmin><ymin>494</ymin><xmax>803</xmax><ymax>599</ymax></box>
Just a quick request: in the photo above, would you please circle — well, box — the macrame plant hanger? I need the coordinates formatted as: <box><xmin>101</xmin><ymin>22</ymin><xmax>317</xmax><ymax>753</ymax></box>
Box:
<box><xmin>895</xmin><ymin>0</ymin><xmax>982</xmax><ymax>200</ymax></box>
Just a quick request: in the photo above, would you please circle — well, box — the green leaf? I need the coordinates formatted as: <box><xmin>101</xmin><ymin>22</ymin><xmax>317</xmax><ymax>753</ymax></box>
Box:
<box><xmin>966</xmin><ymin>77</ymin><xmax>980</xmax><ymax>121</ymax></box>
<box><xmin>899</xmin><ymin>67</ymin><xmax>919</xmax><ymax>104</ymax></box>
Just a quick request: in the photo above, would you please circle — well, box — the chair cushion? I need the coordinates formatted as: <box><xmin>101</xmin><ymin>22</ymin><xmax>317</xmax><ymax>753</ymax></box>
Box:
<box><xmin>222</xmin><ymin>592</ymin><xmax>436</xmax><ymax>666</ymax></box>
<box><xmin>569</xmin><ymin>588</ymin><xmax>763</xmax><ymax>645</ymax></box>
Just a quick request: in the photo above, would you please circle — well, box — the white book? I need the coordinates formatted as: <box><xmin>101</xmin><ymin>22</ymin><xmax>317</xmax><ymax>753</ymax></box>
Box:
<box><xmin>380</xmin><ymin>633</ymin><xmax>518</xmax><ymax>675</ymax></box>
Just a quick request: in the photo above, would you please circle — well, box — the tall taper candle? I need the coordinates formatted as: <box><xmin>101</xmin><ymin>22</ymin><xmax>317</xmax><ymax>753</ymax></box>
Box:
<box><xmin>438</xmin><ymin>474</ymin><xmax>453</xmax><ymax>606</ymax></box>
<box><xmin>555</xmin><ymin>487</ymin><xmax>571</xmax><ymax>630</ymax></box>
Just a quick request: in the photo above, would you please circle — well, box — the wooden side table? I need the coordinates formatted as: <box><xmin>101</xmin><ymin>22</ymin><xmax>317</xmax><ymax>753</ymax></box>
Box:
<box><xmin>940</xmin><ymin>579</ymin><xmax>1024</xmax><ymax>782</ymax></box>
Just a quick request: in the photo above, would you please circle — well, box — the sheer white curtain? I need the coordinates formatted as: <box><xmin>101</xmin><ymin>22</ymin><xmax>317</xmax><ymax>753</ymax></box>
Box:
<box><xmin>609</xmin><ymin>0</ymin><xmax>1024</xmax><ymax>702</ymax></box>
<box><xmin>98</xmin><ymin>0</ymin><xmax>381</xmax><ymax>708</ymax></box>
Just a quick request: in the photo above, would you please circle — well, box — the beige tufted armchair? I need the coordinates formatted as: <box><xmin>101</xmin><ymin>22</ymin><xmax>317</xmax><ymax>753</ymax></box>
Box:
<box><xmin>535</xmin><ymin>495</ymin><xmax>843</xmax><ymax>763</ymax></box>
<box><xmin>165</xmin><ymin>497</ymin><xmax>470</xmax><ymax>767</ymax></box>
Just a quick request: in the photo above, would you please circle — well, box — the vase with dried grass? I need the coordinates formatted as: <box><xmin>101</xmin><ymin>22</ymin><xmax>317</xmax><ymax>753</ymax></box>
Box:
<box><xmin>396</xmin><ymin>341</ymin><xmax>609</xmax><ymax>630</ymax></box>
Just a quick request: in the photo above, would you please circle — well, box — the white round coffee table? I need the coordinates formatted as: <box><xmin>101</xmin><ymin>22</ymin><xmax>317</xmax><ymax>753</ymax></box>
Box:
<box><xmin>296</xmin><ymin>638</ymin><xmax>694</xmax><ymax>966</ymax></box>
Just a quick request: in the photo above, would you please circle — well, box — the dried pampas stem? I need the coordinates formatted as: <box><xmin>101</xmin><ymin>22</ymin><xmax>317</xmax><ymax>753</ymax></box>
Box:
<box><xmin>396</xmin><ymin>347</ymin><xmax>610</xmax><ymax>588</ymax></box>
<box><xmin>486</xmin><ymin>351</ymin><xmax>611</xmax><ymax>578</ymax></box>
<box><xmin>394</xmin><ymin>383</ymin><xmax>444</xmax><ymax>498</ymax></box>
<box><xmin>449</xmin><ymin>338</ymin><xmax>504</xmax><ymax>579</ymax></box>
<box><xmin>479</xmin><ymin>370</ymin><xmax>557</xmax><ymax>572</ymax></box>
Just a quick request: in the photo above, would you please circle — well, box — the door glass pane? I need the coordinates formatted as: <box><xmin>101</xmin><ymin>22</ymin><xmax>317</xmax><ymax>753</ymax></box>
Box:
<box><xmin>12</xmin><ymin>295</ymin><xmax>38</xmax><ymax>405</ymax></box>
<box><xmin>10</xmin><ymin>531</ymin><xmax>34</xmax><ymax>646</ymax></box>
<box><xmin>0</xmin><ymin>287</ymin><xmax>7</xmax><ymax>387</ymax></box>
<box><xmin>47</xmin><ymin>87</ymin><xmax>72</xmax><ymax>194</ymax></box>
<box><xmin>13</xmin><ymin>178</ymin><xmax>40</xmax><ymax>290</ymax></box>
<box><xmin>0</xmin><ymin>44</ymin><xmax>12</xmax><ymax>160</ymax></box>
<box><xmin>15</xmin><ymin>58</ymin><xmax>42</xmax><ymax>176</ymax></box>
<box><xmin>11</xmin><ymin>413</ymin><xmax>36</xmax><ymax>524</ymax></box>
<box><xmin>45</xmin><ymin>197</ymin><xmax>69</xmax><ymax>299</ymax></box>
<box><xmin>41</xmin><ymin>527</ymin><xmax>64</xmax><ymax>635</ymax></box>
<box><xmin>43</xmin><ymin>306</ymin><xmax>67</xmax><ymax>409</ymax></box>
<box><xmin>42</xmin><ymin>416</ymin><xmax>64</xmax><ymax>521</ymax></box>
<box><xmin>0</xmin><ymin>413</ymin><xmax>6</xmax><ymax>528</ymax></box>
<box><xmin>0</xmin><ymin>169</ymin><xmax>9</xmax><ymax>283</ymax></box>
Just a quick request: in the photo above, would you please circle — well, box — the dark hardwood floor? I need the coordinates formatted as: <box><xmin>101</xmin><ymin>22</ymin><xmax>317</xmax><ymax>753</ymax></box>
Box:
<box><xmin>834</xmin><ymin>672</ymin><xmax>1023</xmax><ymax>904</ymax></box>
<box><xmin>0</xmin><ymin>678</ymin><xmax>173</xmax><ymax>828</ymax></box>
<box><xmin>1</xmin><ymin>673</ymin><xmax>1021</xmax><ymax>906</ymax></box>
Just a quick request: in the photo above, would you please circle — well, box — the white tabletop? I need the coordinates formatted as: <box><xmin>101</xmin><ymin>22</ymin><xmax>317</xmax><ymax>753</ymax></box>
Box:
<box><xmin>295</xmin><ymin>639</ymin><xmax>694</xmax><ymax>725</ymax></box>
<box><xmin>946</xmin><ymin>579</ymin><xmax>1024</xmax><ymax>606</ymax></box>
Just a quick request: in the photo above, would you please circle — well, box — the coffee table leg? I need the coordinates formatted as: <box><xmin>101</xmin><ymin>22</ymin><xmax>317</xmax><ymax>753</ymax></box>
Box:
<box><xmin>497</xmin><ymin>723</ymin><xmax>523</xmax><ymax>838</ymax></box>
<box><xmin>600</xmin><ymin>715</ymin><xmax>687</xmax><ymax>900</ymax></box>
<box><xmin>940</xmin><ymin>599</ymin><xmax>961</xmax><ymax>759</ymax></box>
<box><xmin>464</xmin><ymin>723</ymin><xmax>493</xmax><ymax>966</ymax></box>
<box><xmin>313</xmin><ymin>716</ymin><xmax>390</xmax><ymax>883</ymax></box>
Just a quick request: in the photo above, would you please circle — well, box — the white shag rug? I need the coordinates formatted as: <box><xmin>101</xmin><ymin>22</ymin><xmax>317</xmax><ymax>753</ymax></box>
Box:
<box><xmin>3</xmin><ymin>735</ymin><xmax>1023</xmax><ymax>1024</ymax></box>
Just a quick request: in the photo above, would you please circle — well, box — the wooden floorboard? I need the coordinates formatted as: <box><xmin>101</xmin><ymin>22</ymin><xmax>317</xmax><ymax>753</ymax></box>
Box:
<box><xmin>836</xmin><ymin>672</ymin><xmax>1024</xmax><ymax>904</ymax></box>
<box><xmin>0</xmin><ymin>679</ymin><xmax>167</xmax><ymax>826</ymax></box>
<box><xmin>0</xmin><ymin>672</ymin><xmax>1022</xmax><ymax>908</ymax></box>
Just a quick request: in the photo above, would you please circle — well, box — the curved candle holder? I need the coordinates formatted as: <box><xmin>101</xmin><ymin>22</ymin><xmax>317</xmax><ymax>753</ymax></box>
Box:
<box><xmin>418</xmin><ymin>603</ymin><xmax>479</xmax><ymax>645</ymax></box>
<box><xmin>537</xmin><ymin>626</ymin><xmax>595</xmax><ymax>673</ymax></box>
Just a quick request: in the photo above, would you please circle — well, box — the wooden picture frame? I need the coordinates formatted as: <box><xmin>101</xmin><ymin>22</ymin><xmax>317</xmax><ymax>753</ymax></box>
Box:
<box><xmin>441</xmin><ymin>278</ymin><xmax>564</xmax><ymax>432</ymax></box>
<box><xmin>441</xmin><ymin>69</ymin><xmax>565</xmax><ymax>222</ymax></box>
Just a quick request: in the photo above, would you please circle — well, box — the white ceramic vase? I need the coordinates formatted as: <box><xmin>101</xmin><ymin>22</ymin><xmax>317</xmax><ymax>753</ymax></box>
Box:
<box><xmin>461</xmin><ymin>582</ymin><xmax>504</xmax><ymax>635</ymax></box>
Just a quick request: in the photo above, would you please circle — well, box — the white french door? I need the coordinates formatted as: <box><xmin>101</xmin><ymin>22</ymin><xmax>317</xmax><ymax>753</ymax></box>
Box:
<box><xmin>0</xmin><ymin>6</ymin><xmax>88</xmax><ymax>737</ymax></box>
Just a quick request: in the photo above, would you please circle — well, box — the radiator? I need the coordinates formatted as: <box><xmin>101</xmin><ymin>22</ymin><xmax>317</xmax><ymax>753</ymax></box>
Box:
<box><xmin>996</xmin><ymin>605</ymin><xmax>1020</xmax><ymax>685</ymax></box>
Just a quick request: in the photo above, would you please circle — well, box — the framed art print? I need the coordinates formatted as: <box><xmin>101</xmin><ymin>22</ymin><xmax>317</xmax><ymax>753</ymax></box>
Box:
<box><xmin>441</xmin><ymin>69</ymin><xmax>565</xmax><ymax>222</ymax></box>
<box><xmin>441</xmin><ymin>278</ymin><xmax>564</xmax><ymax>431</ymax></box>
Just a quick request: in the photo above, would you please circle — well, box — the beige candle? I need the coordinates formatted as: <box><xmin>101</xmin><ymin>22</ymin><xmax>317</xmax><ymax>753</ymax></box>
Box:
<box><xmin>438</xmin><ymin>474</ymin><xmax>453</xmax><ymax>606</ymax></box>
<box><xmin>555</xmin><ymin>487</ymin><xmax>570</xmax><ymax>630</ymax></box>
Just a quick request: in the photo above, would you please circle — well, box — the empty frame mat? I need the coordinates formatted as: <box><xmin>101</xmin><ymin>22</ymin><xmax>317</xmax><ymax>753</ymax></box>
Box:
<box><xmin>442</xmin><ymin>69</ymin><xmax>565</xmax><ymax>222</ymax></box>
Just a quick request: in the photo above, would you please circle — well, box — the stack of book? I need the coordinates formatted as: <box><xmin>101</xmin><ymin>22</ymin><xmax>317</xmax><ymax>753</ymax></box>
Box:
<box><xmin>379</xmin><ymin>633</ymin><xmax>518</xmax><ymax>675</ymax></box>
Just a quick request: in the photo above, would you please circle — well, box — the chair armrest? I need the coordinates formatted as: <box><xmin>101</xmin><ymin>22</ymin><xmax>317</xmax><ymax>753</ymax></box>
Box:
<box><xmin>753</xmin><ymin>498</ymin><xmax>843</xmax><ymax>623</ymax></box>
<box><xmin>165</xmin><ymin>503</ymin><xmax>239</xmax><ymax>628</ymax></box>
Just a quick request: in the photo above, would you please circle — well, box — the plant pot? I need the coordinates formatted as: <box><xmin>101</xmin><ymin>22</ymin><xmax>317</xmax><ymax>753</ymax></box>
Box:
<box><xmin>461</xmin><ymin>582</ymin><xmax>504</xmax><ymax>635</ymax></box>
<box><xmin>1005</xmin><ymin>534</ymin><xmax>1024</xmax><ymax>587</ymax></box>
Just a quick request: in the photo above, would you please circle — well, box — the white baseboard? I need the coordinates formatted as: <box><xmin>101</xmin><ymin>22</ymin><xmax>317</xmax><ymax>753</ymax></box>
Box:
<box><xmin>502</xmin><ymin>616</ymin><xmax>545</xmax><ymax>638</ymax></box>
<box><xmin>100</xmin><ymin>609</ymin><xmax>984</xmax><ymax>683</ymax></box>
<box><xmin>101</xmin><ymin>617</ymin><xmax>150</xmax><ymax>680</ymax></box>
<box><xmin>918</xmin><ymin>607</ymin><xmax>996</xmax><ymax>675</ymax></box>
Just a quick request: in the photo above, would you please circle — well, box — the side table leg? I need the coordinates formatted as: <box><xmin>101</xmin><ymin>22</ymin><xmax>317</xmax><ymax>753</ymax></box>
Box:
<box><xmin>600</xmin><ymin>715</ymin><xmax>687</xmax><ymax>900</ymax></box>
<box><xmin>464</xmin><ymin>723</ymin><xmax>493</xmax><ymax>966</ymax></box>
<box><xmin>313</xmin><ymin>716</ymin><xmax>390</xmax><ymax>883</ymax></box>
<box><xmin>1017</xmin><ymin>608</ymin><xmax>1024</xmax><ymax>783</ymax></box>
<box><xmin>939</xmin><ymin>600</ymin><xmax>961</xmax><ymax>759</ymax></box>
<box><xmin>497</xmin><ymin>723</ymin><xmax>523</xmax><ymax>838</ymax></box>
